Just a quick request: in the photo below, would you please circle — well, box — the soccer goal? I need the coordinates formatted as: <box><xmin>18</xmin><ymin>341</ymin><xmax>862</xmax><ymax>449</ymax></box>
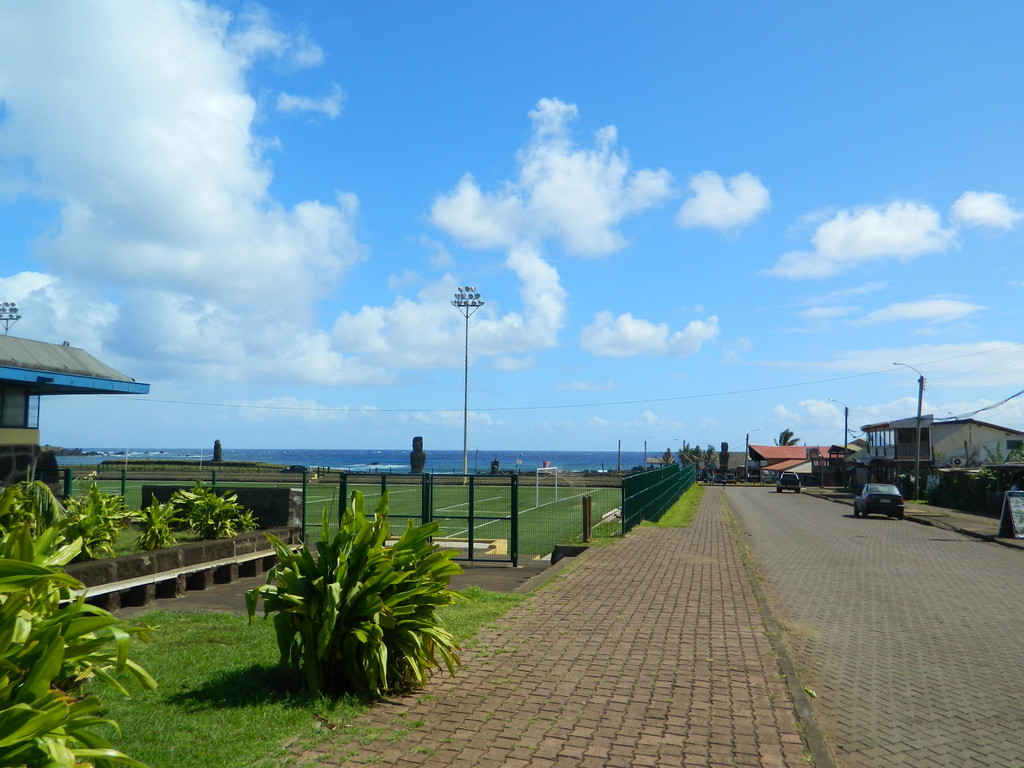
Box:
<box><xmin>535</xmin><ymin>465</ymin><xmax>559</xmax><ymax>506</ymax></box>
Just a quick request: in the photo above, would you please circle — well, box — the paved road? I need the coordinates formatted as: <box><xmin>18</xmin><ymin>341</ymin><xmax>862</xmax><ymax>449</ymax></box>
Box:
<box><xmin>727</xmin><ymin>486</ymin><xmax>1024</xmax><ymax>767</ymax></box>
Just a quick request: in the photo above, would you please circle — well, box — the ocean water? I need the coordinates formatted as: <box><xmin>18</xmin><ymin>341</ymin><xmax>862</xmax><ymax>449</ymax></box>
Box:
<box><xmin>55</xmin><ymin>447</ymin><xmax>652</xmax><ymax>474</ymax></box>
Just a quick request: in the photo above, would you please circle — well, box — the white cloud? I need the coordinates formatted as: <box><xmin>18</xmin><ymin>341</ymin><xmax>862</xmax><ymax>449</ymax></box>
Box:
<box><xmin>768</xmin><ymin>201</ymin><xmax>957</xmax><ymax>279</ymax></box>
<box><xmin>430</xmin><ymin>98</ymin><xmax>673</xmax><ymax>256</ymax></box>
<box><xmin>0</xmin><ymin>1</ymin><xmax>368</xmax><ymax>384</ymax></box>
<box><xmin>580</xmin><ymin>311</ymin><xmax>719</xmax><ymax>358</ymax></box>
<box><xmin>854</xmin><ymin>299</ymin><xmax>985</xmax><ymax>327</ymax></box>
<box><xmin>950</xmin><ymin>191</ymin><xmax>1023</xmax><ymax>230</ymax></box>
<box><xmin>276</xmin><ymin>84</ymin><xmax>345</xmax><ymax>118</ymax></box>
<box><xmin>799</xmin><ymin>305</ymin><xmax>858</xmax><ymax>323</ymax></box>
<box><xmin>676</xmin><ymin>171</ymin><xmax>770</xmax><ymax>230</ymax></box>
<box><xmin>333</xmin><ymin>243</ymin><xmax>569</xmax><ymax>370</ymax></box>
<box><xmin>228</xmin><ymin>5</ymin><xmax>324</xmax><ymax>68</ymax></box>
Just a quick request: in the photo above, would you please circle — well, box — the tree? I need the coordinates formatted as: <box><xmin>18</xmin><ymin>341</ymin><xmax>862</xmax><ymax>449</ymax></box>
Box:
<box><xmin>677</xmin><ymin>441</ymin><xmax>702</xmax><ymax>466</ymax></box>
<box><xmin>776</xmin><ymin>429</ymin><xmax>799</xmax><ymax>446</ymax></box>
<box><xmin>661</xmin><ymin>448</ymin><xmax>676</xmax><ymax>465</ymax></box>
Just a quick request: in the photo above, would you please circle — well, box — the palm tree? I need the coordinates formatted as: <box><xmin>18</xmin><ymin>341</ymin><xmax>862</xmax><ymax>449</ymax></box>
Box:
<box><xmin>661</xmin><ymin>448</ymin><xmax>676</xmax><ymax>465</ymax></box>
<box><xmin>776</xmin><ymin>429</ymin><xmax>799</xmax><ymax>446</ymax></box>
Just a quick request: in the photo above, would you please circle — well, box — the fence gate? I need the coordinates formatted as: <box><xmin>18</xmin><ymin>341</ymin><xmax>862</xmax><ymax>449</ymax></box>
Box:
<box><xmin>421</xmin><ymin>473</ymin><xmax>518</xmax><ymax>566</ymax></box>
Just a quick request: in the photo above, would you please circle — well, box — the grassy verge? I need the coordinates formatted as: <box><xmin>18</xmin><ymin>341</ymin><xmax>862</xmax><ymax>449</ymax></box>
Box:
<box><xmin>654</xmin><ymin>482</ymin><xmax>703</xmax><ymax>528</ymax></box>
<box><xmin>97</xmin><ymin>587</ymin><xmax>526</xmax><ymax>768</ymax></box>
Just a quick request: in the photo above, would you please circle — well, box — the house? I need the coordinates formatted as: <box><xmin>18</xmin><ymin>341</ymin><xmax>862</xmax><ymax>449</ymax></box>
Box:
<box><xmin>859</xmin><ymin>415</ymin><xmax>1024</xmax><ymax>484</ymax></box>
<box><xmin>0</xmin><ymin>335</ymin><xmax>149</xmax><ymax>487</ymax></box>
<box><xmin>747</xmin><ymin>445</ymin><xmax>836</xmax><ymax>485</ymax></box>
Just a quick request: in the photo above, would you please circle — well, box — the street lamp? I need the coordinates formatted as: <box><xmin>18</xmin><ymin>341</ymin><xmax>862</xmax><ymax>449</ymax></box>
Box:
<box><xmin>894</xmin><ymin>362</ymin><xmax>926</xmax><ymax>501</ymax></box>
<box><xmin>0</xmin><ymin>302</ymin><xmax>21</xmax><ymax>335</ymax></box>
<box><xmin>745</xmin><ymin>428</ymin><xmax>761</xmax><ymax>483</ymax></box>
<box><xmin>452</xmin><ymin>286</ymin><xmax>484</xmax><ymax>476</ymax></box>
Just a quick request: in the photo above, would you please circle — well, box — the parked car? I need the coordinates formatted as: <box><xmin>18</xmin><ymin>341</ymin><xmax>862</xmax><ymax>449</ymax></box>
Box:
<box><xmin>775</xmin><ymin>472</ymin><xmax>801</xmax><ymax>493</ymax></box>
<box><xmin>853</xmin><ymin>483</ymin><xmax>905</xmax><ymax>518</ymax></box>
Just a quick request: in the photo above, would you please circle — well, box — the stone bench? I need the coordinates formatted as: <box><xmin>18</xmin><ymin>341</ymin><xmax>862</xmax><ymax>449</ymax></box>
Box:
<box><xmin>64</xmin><ymin>527</ymin><xmax>301</xmax><ymax>612</ymax></box>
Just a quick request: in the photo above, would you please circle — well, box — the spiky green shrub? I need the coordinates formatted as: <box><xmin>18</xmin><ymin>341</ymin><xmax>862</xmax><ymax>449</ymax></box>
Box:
<box><xmin>246</xmin><ymin>491</ymin><xmax>462</xmax><ymax>700</ymax></box>
<box><xmin>170</xmin><ymin>483</ymin><xmax>258</xmax><ymax>539</ymax></box>
<box><xmin>133</xmin><ymin>501</ymin><xmax>180</xmax><ymax>551</ymax></box>
<box><xmin>63</xmin><ymin>484</ymin><xmax>135</xmax><ymax>561</ymax></box>
<box><xmin>0</xmin><ymin>480</ymin><xmax>66</xmax><ymax>535</ymax></box>
<box><xmin>0</xmin><ymin>522</ymin><xmax>156</xmax><ymax>767</ymax></box>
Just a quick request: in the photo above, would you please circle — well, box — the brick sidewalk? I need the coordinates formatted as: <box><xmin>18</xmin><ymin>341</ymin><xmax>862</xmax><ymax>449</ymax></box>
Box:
<box><xmin>288</xmin><ymin>488</ymin><xmax>809</xmax><ymax>767</ymax></box>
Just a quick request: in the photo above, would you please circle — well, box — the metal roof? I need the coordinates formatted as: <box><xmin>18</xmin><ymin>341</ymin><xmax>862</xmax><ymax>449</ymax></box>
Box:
<box><xmin>748</xmin><ymin>445</ymin><xmax>832</xmax><ymax>461</ymax></box>
<box><xmin>0</xmin><ymin>336</ymin><xmax>149</xmax><ymax>396</ymax></box>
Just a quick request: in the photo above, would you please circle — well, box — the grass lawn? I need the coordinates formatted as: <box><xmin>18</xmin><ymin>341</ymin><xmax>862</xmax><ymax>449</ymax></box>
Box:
<box><xmin>96</xmin><ymin>586</ymin><xmax>526</xmax><ymax>768</ymax></box>
<box><xmin>655</xmin><ymin>482</ymin><xmax>703</xmax><ymax>528</ymax></box>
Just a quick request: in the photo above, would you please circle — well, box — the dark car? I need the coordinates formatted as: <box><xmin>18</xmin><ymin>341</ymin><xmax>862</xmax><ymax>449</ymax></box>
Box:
<box><xmin>853</xmin><ymin>483</ymin><xmax>905</xmax><ymax>518</ymax></box>
<box><xmin>775</xmin><ymin>472</ymin><xmax>801</xmax><ymax>493</ymax></box>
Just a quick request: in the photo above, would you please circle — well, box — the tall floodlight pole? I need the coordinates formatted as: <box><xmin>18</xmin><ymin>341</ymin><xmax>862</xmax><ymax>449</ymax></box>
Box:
<box><xmin>894</xmin><ymin>363</ymin><xmax>925</xmax><ymax>501</ymax></box>
<box><xmin>452</xmin><ymin>287</ymin><xmax>484</xmax><ymax>477</ymax></box>
<box><xmin>0</xmin><ymin>302</ymin><xmax>21</xmax><ymax>335</ymax></box>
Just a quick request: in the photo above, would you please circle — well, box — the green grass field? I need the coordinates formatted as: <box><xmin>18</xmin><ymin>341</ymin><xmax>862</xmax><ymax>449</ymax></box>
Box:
<box><xmin>75</xmin><ymin>473</ymin><xmax>624</xmax><ymax>562</ymax></box>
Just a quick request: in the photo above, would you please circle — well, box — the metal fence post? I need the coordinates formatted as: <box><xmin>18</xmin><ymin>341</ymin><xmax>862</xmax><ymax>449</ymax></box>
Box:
<box><xmin>339</xmin><ymin>472</ymin><xmax>348</xmax><ymax>520</ymax></box>
<box><xmin>211</xmin><ymin>469</ymin><xmax>217</xmax><ymax>492</ymax></box>
<box><xmin>510</xmin><ymin>473</ymin><xmax>519</xmax><ymax>567</ymax></box>
<box><xmin>301</xmin><ymin>469</ymin><xmax>308</xmax><ymax>532</ymax></box>
<box><xmin>467</xmin><ymin>475</ymin><xmax>475</xmax><ymax>562</ymax></box>
<box><xmin>63</xmin><ymin>467</ymin><xmax>73</xmax><ymax>499</ymax></box>
<box><xmin>582</xmin><ymin>494</ymin><xmax>592</xmax><ymax>542</ymax></box>
<box><xmin>381</xmin><ymin>474</ymin><xmax>388</xmax><ymax>495</ymax></box>
<box><xmin>121</xmin><ymin>468</ymin><xmax>127</xmax><ymax>497</ymax></box>
<box><xmin>421</xmin><ymin>473</ymin><xmax>432</xmax><ymax>525</ymax></box>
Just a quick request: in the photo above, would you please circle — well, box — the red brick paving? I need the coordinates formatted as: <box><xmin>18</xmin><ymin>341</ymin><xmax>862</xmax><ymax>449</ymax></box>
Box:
<box><xmin>292</xmin><ymin>489</ymin><xmax>810</xmax><ymax>767</ymax></box>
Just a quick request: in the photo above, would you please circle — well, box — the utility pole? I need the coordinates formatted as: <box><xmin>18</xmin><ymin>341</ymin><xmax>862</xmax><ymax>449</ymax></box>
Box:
<box><xmin>894</xmin><ymin>363</ymin><xmax>926</xmax><ymax>500</ymax></box>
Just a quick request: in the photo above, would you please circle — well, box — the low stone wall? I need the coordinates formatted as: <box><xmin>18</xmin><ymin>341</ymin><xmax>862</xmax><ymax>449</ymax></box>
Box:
<box><xmin>141</xmin><ymin>484</ymin><xmax>302</xmax><ymax>528</ymax></box>
<box><xmin>0</xmin><ymin>444</ymin><xmax>58</xmax><ymax>487</ymax></box>
<box><xmin>64</xmin><ymin>526</ymin><xmax>301</xmax><ymax>612</ymax></box>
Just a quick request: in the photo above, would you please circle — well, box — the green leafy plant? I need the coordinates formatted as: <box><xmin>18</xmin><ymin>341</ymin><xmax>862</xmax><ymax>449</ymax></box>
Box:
<box><xmin>0</xmin><ymin>522</ymin><xmax>156</xmax><ymax>767</ymax></box>
<box><xmin>0</xmin><ymin>480</ymin><xmax>66</xmax><ymax>535</ymax></box>
<box><xmin>170</xmin><ymin>483</ymin><xmax>257</xmax><ymax>539</ymax></box>
<box><xmin>63</xmin><ymin>484</ymin><xmax>135</xmax><ymax>561</ymax></box>
<box><xmin>247</xmin><ymin>491</ymin><xmax>462</xmax><ymax>700</ymax></box>
<box><xmin>133</xmin><ymin>501</ymin><xmax>180</xmax><ymax>551</ymax></box>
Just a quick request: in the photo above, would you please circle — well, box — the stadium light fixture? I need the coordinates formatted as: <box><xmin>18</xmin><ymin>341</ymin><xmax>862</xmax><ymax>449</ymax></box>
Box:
<box><xmin>452</xmin><ymin>286</ymin><xmax>484</xmax><ymax>477</ymax></box>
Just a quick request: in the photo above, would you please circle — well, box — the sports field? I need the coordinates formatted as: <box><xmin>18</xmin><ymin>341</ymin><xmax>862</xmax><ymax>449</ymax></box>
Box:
<box><xmin>77</xmin><ymin>470</ymin><xmax>624</xmax><ymax>563</ymax></box>
<box><xmin>307</xmin><ymin>474</ymin><xmax>623</xmax><ymax>561</ymax></box>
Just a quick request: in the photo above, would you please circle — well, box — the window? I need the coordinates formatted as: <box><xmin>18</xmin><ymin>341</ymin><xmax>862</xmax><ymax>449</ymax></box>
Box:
<box><xmin>0</xmin><ymin>386</ymin><xmax>39</xmax><ymax>429</ymax></box>
<box><xmin>1008</xmin><ymin>440</ymin><xmax>1023</xmax><ymax>452</ymax></box>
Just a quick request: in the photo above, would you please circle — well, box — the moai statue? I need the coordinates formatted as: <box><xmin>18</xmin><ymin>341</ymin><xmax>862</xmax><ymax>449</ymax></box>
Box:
<box><xmin>719</xmin><ymin>442</ymin><xmax>729</xmax><ymax>471</ymax></box>
<box><xmin>410</xmin><ymin>436</ymin><xmax>427</xmax><ymax>474</ymax></box>
<box><xmin>213</xmin><ymin>439</ymin><xmax>223</xmax><ymax>462</ymax></box>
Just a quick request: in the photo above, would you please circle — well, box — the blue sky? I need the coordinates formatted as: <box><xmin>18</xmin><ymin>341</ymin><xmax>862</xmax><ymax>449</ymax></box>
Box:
<box><xmin>3</xmin><ymin>1</ymin><xmax>1024</xmax><ymax>455</ymax></box>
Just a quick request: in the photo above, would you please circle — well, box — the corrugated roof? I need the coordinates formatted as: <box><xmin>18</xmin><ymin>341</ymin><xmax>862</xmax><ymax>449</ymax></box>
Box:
<box><xmin>764</xmin><ymin>458</ymin><xmax>811</xmax><ymax>472</ymax></box>
<box><xmin>0</xmin><ymin>336</ymin><xmax>148</xmax><ymax>395</ymax></box>
<box><xmin>749</xmin><ymin>445</ymin><xmax>832</xmax><ymax>460</ymax></box>
<box><xmin>0</xmin><ymin>336</ymin><xmax>130</xmax><ymax>380</ymax></box>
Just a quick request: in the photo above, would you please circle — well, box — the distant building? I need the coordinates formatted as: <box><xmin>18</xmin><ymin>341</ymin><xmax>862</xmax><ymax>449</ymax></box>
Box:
<box><xmin>747</xmin><ymin>444</ymin><xmax>841</xmax><ymax>486</ymax></box>
<box><xmin>0</xmin><ymin>335</ymin><xmax>149</xmax><ymax>487</ymax></box>
<box><xmin>859</xmin><ymin>415</ymin><xmax>1024</xmax><ymax>483</ymax></box>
